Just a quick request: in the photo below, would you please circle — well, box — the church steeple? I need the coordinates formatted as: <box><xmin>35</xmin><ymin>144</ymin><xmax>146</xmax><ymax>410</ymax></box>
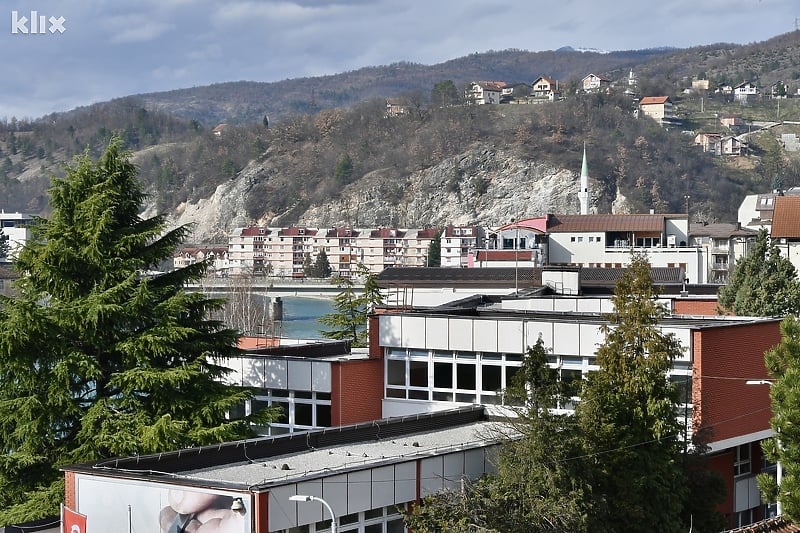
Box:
<box><xmin>579</xmin><ymin>142</ymin><xmax>589</xmax><ymax>215</ymax></box>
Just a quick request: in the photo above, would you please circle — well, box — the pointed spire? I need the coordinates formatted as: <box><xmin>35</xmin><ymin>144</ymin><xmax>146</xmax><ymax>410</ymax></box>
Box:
<box><xmin>579</xmin><ymin>142</ymin><xmax>589</xmax><ymax>215</ymax></box>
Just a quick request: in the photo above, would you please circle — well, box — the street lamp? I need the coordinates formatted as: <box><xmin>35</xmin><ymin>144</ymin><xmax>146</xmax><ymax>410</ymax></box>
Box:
<box><xmin>289</xmin><ymin>494</ymin><xmax>338</xmax><ymax>533</ymax></box>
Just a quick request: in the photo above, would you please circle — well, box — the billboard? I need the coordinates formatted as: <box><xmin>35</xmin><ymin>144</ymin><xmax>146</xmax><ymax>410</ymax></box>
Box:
<box><xmin>74</xmin><ymin>474</ymin><xmax>251</xmax><ymax>533</ymax></box>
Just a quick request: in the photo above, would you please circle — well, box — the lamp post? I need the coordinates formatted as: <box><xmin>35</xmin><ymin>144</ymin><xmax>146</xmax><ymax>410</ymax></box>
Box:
<box><xmin>289</xmin><ymin>494</ymin><xmax>338</xmax><ymax>533</ymax></box>
<box><xmin>746</xmin><ymin>379</ymin><xmax>781</xmax><ymax>516</ymax></box>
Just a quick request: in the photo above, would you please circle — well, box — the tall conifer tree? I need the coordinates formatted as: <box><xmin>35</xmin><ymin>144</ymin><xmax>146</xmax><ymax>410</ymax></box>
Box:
<box><xmin>0</xmin><ymin>138</ymin><xmax>269</xmax><ymax>524</ymax></box>
<box><xmin>576</xmin><ymin>252</ymin><xmax>687</xmax><ymax>532</ymax></box>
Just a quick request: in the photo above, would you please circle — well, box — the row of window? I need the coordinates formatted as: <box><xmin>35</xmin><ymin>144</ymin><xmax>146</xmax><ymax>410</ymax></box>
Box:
<box><xmin>385</xmin><ymin>348</ymin><xmax>693</xmax><ymax>410</ymax></box>
<box><xmin>279</xmin><ymin>505</ymin><xmax>406</xmax><ymax>533</ymax></box>
<box><xmin>236</xmin><ymin>389</ymin><xmax>332</xmax><ymax>436</ymax></box>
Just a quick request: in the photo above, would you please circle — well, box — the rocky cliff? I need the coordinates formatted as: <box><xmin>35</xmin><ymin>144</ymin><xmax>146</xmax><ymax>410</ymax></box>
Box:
<box><xmin>153</xmin><ymin>143</ymin><xmax>613</xmax><ymax>243</ymax></box>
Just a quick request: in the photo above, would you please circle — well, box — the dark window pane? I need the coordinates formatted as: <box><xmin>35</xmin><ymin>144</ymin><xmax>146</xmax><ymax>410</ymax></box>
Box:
<box><xmin>456</xmin><ymin>363</ymin><xmax>476</xmax><ymax>390</ymax></box>
<box><xmin>316</xmin><ymin>404</ymin><xmax>331</xmax><ymax>426</ymax></box>
<box><xmin>409</xmin><ymin>361</ymin><xmax>428</xmax><ymax>387</ymax></box>
<box><xmin>387</xmin><ymin>360</ymin><xmax>405</xmax><ymax>386</ymax></box>
<box><xmin>433</xmin><ymin>362</ymin><xmax>453</xmax><ymax>388</ymax></box>
<box><xmin>295</xmin><ymin>403</ymin><xmax>313</xmax><ymax>426</ymax></box>
<box><xmin>482</xmin><ymin>366</ymin><xmax>501</xmax><ymax>391</ymax></box>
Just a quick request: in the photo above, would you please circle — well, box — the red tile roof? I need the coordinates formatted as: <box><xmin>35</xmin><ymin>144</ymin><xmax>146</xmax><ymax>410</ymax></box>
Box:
<box><xmin>240</xmin><ymin>226</ymin><xmax>269</xmax><ymax>237</ymax></box>
<box><xmin>547</xmin><ymin>214</ymin><xmax>672</xmax><ymax>233</ymax></box>
<box><xmin>771</xmin><ymin>196</ymin><xmax>800</xmax><ymax>238</ymax></box>
<box><xmin>726</xmin><ymin>516</ymin><xmax>800</xmax><ymax>532</ymax></box>
<box><xmin>639</xmin><ymin>96</ymin><xmax>671</xmax><ymax>105</ymax></box>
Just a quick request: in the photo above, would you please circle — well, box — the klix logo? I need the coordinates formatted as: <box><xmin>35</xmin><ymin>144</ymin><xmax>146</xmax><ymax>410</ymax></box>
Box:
<box><xmin>11</xmin><ymin>10</ymin><xmax>66</xmax><ymax>34</ymax></box>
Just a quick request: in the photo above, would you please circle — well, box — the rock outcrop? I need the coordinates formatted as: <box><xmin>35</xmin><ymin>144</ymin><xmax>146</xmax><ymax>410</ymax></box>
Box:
<box><xmin>152</xmin><ymin>143</ymin><xmax>594</xmax><ymax>242</ymax></box>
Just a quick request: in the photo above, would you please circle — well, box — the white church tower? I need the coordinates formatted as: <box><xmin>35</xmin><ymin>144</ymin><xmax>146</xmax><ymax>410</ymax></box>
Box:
<box><xmin>579</xmin><ymin>142</ymin><xmax>590</xmax><ymax>215</ymax></box>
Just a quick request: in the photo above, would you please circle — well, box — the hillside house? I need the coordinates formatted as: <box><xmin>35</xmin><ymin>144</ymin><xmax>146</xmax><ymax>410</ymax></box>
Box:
<box><xmin>531</xmin><ymin>76</ymin><xmax>560</xmax><ymax>100</ymax></box>
<box><xmin>695</xmin><ymin>133</ymin><xmax>722</xmax><ymax>155</ymax></box>
<box><xmin>212</xmin><ymin>123</ymin><xmax>229</xmax><ymax>136</ymax></box>
<box><xmin>692</xmin><ymin>79</ymin><xmax>710</xmax><ymax>91</ymax></box>
<box><xmin>639</xmin><ymin>96</ymin><xmax>678</xmax><ymax>126</ymax></box>
<box><xmin>581</xmin><ymin>73</ymin><xmax>611</xmax><ymax>93</ymax></box>
<box><xmin>734</xmin><ymin>81</ymin><xmax>759</xmax><ymax>102</ymax></box>
<box><xmin>500</xmin><ymin>82</ymin><xmax>531</xmax><ymax>103</ymax></box>
<box><xmin>768</xmin><ymin>81</ymin><xmax>788</xmax><ymax>99</ymax></box>
<box><xmin>466</xmin><ymin>81</ymin><xmax>505</xmax><ymax>104</ymax></box>
<box><xmin>720</xmin><ymin>113</ymin><xmax>746</xmax><ymax>131</ymax></box>
<box><xmin>695</xmin><ymin>133</ymin><xmax>746</xmax><ymax>156</ymax></box>
<box><xmin>385</xmin><ymin>98</ymin><xmax>408</xmax><ymax>117</ymax></box>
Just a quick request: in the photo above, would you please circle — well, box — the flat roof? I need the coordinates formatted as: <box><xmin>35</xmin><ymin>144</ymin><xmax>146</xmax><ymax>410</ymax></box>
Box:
<box><xmin>183</xmin><ymin>420</ymin><xmax>504</xmax><ymax>489</ymax></box>
<box><xmin>65</xmin><ymin>407</ymin><xmax>497</xmax><ymax>492</ymax></box>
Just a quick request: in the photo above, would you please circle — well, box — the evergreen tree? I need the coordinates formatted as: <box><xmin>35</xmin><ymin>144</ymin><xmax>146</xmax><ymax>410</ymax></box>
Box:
<box><xmin>758</xmin><ymin>316</ymin><xmax>800</xmax><ymax>521</ymax></box>
<box><xmin>718</xmin><ymin>228</ymin><xmax>800</xmax><ymax>317</ymax></box>
<box><xmin>313</xmin><ymin>249</ymin><xmax>332</xmax><ymax>278</ymax></box>
<box><xmin>576</xmin><ymin>252</ymin><xmax>687</xmax><ymax>532</ymax></box>
<box><xmin>319</xmin><ymin>264</ymin><xmax>382</xmax><ymax>347</ymax></box>
<box><xmin>404</xmin><ymin>338</ymin><xmax>588</xmax><ymax>532</ymax></box>
<box><xmin>303</xmin><ymin>252</ymin><xmax>314</xmax><ymax>277</ymax></box>
<box><xmin>0</xmin><ymin>138</ymin><xmax>272</xmax><ymax>524</ymax></box>
<box><xmin>426</xmin><ymin>229</ymin><xmax>442</xmax><ymax>267</ymax></box>
<box><xmin>333</xmin><ymin>153</ymin><xmax>354</xmax><ymax>184</ymax></box>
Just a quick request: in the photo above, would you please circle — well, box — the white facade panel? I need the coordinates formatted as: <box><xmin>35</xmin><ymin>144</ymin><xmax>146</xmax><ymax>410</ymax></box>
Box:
<box><xmin>473</xmin><ymin>320</ymin><xmax>498</xmax><ymax>352</ymax></box>
<box><xmin>371</xmin><ymin>466</ymin><xmax>395</xmax><ymax>508</ymax></box>
<box><xmin>497</xmin><ymin>320</ymin><xmax>524</xmax><ymax>353</ymax></box>
<box><xmin>425</xmin><ymin>317</ymin><xmax>450</xmax><ymax>350</ymax></box>
<box><xmin>553</xmin><ymin>322</ymin><xmax>580</xmax><ymax>355</ymax></box>
<box><xmin>288</xmin><ymin>360</ymin><xmax>312</xmax><ymax>390</ymax></box>
<box><xmin>380</xmin><ymin>314</ymin><xmax>403</xmax><ymax>347</ymax></box>
<box><xmin>240</xmin><ymin>358</ymin><xmax>265</xmax><ymax>387</ymax></box>
<box><xmin>525</xmin><ymin>321</ymin><xmax>553</xmax><ymax>351</ymax></box>
<box><xmin>264</xmin><ymin>359</ymin><xmax>288</xmax><ymax>389</ymax></box>
<box><xmin>293</xmin><ymin>480</ymin><xmax>325</xmax><ymax>525</ymax></box>
<box><xmin>579</xmin><ymin>323</ymin><xmax>604</xmax><ymax>356</ymax></box>
<box><xmin>402</xmin><ymin>316</ymin><xmax>427</xmax><ymax>348</ymax></box>
<box><xmin>382</xmin><ymin>398</ymin><xmax>449</xmax><ymax>418</ymax></box>
<box><xmin>270</xmin><ymin>484</ymin><xmax>303</xmax><ymax>530</ymax></box>
<box><xmin>666</xmin><ymin>327</ymin><xmax>692</xmax><ymax>361</ymax></box>
<box><xmin>312</xmin><ymin>361</ymin><xmax>332</xmax><ymax>392</ymax></box>
<box><xmin>553</xmin><ymin>299</ymin><xmax>578</xmax><ymax>312</ymax></box>
<box><xmin>322</xmin><ymin>474</ymin><xmax>349</xmax><ymax>516</ymax></box>
<box><xmin>734</xmin><ymin>476</ymin><xmax>761</xmax><ymax>512</ymax></box>
<box><xmin>575</xmin><ymin>298</ymin><xmax>605</xmax><ymax>313</ymax></box>
<box><xmin>443</xmin><ymin>453</ymin><xmax>465</xmax><ymax>491</ymax></box>
<box><xmin>464</xmin><ymin>448</ymin><xmax>488</xmax><ymax>479</ymax></box>
<box><xmin>395</xmin><ymin>462</ymin><xmax>417</xmax><ymax>503</ymax></box>
<box><xmin>347</xmin><ymin>470</ymin><xmax>372</xmax><ymax>514</ymax></box>
<box><xmin>420</xmin><ymin>456</ymin><xmax>444</xmax><ymax>496</ymax></box>
<box><xmin>448</xmin><ymin>318</ymin><xmax>474</xmax><ymax>351</ymax></box>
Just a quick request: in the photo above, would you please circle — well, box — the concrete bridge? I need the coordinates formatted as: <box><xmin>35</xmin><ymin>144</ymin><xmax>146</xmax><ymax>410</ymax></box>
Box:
<box><xmin>186</xmin><ymin>277</ymin><xmax>363</xmax><ymax>298</ymax></box>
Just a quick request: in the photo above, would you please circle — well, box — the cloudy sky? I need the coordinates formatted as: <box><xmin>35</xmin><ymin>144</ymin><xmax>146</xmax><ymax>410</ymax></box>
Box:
<box><xmin>3</xmin><ymin>0</ymin><xmax>796</xmax><ymax>119</ymax></box>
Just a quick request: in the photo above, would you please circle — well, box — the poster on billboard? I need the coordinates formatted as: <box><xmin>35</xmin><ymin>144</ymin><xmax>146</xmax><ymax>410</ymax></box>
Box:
<box><xmin>74</xmin><ymin>474</ymin><xmax>251</xmax><ymax>533</ymax></box>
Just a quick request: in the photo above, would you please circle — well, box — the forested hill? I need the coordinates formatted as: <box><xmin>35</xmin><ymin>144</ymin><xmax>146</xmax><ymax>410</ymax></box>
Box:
<box><xmin>0</xmin><ymin>32</ymin><xmax>798</xmax><ymax>231</ymax></box>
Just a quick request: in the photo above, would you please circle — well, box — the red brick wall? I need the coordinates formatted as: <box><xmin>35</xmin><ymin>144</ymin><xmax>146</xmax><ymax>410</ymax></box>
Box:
<box><xmin>693</xmin><ymin>320</ymin><xmax>781</xmax><ymax>443</ymax></box>
<box><xmin>64</xmin><ymin>471</ymin><xmax>76</xmax><ymax>509</ymax></box>
<box><xmin>673</xmin><ymin>298</ymin><xmax>721</xmax><ymax>316</ymax></box>
<box><xmin>368</xmin><ymin>315</ymin><xmax>382</xmax><ymax>359</ymax></box>
<box><xmin>331</xmin><ymin>359</ymin><xmax>384</xmax><ymax>425</ymax></box>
